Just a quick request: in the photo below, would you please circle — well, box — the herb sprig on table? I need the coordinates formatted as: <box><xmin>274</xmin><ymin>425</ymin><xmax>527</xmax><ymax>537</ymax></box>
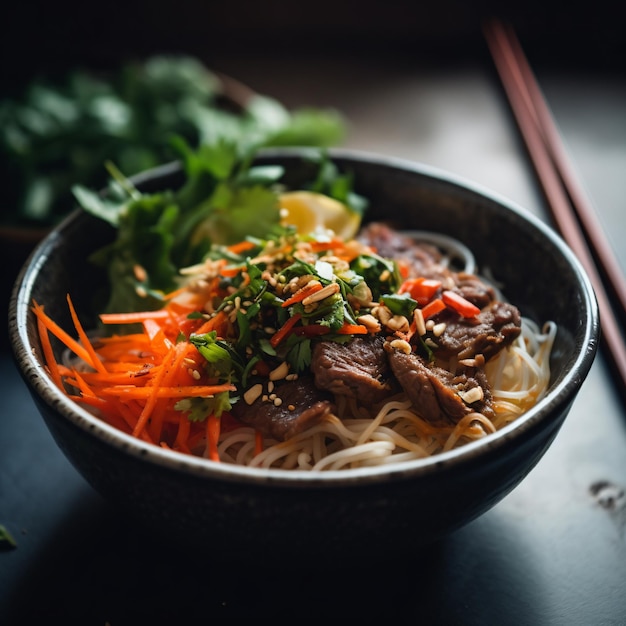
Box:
<box><xmin>0</xmin><ymin>55</ymin><xmax>346</xmax><ymax>229</ymax></box>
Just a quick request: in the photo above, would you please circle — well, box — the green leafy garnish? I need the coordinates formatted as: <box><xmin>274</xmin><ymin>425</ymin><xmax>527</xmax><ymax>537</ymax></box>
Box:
<box><xmin>381</xmin><ymin>292</ymin><xmax>418</xmax><ymax>318</ymax></box>
<box><xmin>0</xmin><ymin>55</ymin><xmax>346</xmax><ymax>229</ymax></box>
<box><xmin>0</xmin><ymin>525</ymin><xmax>17</xmax><ymax>550</ymax></box>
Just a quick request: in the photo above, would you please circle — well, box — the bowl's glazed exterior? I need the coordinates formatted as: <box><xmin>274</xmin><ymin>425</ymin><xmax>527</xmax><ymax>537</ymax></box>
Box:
<box><xmin>9</xmin><ymin>149</ymin><xmax>599</xmax><ymax>559</ymax></box>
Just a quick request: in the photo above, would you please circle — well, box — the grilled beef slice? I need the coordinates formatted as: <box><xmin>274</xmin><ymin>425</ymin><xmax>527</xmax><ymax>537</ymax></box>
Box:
<box><xmin>311</xmin><ymin>334</ymin><xmax>398</xmax><ymax>405</ymax></box>
<box><xmin>231</xmin><ymin>376</ymin><xmax>335</xmax><ymax>441</ymax></box>
<box><xmin>387</xmin><ymin>346</ymin><xmax>494</xmax><ymax>424</ymax></box>
<box><xmin>358</xmin><ymin>222</ymin><xmax>449</xmax><ymax>280</ymax></box>
<box><xmin>432</xmin><ymin>300</ymin><xmax>522</xmax><ymax>362</ymax></box>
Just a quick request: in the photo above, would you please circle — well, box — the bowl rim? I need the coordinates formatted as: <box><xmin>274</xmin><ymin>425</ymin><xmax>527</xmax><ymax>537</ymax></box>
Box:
<box><xmin>9</xmin><ymin>147</ymin><xmax>600</xmax><ymax>487</ymax></box>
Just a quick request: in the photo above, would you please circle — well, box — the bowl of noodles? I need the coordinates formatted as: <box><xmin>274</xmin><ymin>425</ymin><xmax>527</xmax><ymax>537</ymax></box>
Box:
<box><xmin>9</xmin><ymin>147</ymin><xmax>599</xmax><ymax>559</ymax></box>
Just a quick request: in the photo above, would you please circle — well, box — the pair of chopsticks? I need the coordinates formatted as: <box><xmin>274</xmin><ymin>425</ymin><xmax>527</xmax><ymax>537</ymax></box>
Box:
<box><xmin>483</xmin><ymin>18</ymin><xmax>626</xmax><ymax>397</ymax></box>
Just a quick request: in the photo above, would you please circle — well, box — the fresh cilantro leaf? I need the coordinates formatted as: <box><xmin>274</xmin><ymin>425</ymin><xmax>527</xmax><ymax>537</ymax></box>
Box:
<box><xmin>381</xmin><ymin>292</ymin><xmax>418</xmax><ymax>318</ymax></box>
<box><xmin>305</xmin><ymin>151</ymin><xmax>368</xmax><ymax>215</ymax></box>
<box><xmin>176</xmin><ymin>392</ymin><xmax>234</xmax><ymax>421</ymax></box>
<box><xmin>189</xmin><ymin>331</ymin><xmax>239</xmax><ymax>380</ymax></box>
<box><xmin>351</xmin><ymin>253</ymin><xmax>401</xmax><ymax>301</ymax></box>
<box><xmin>190</xmin><ymin>183</ymin><xmax>281</xmax><ymax>247</ymax></box>
<box><xmin>285</xmin><ymin>336</ymin><xmax>313</xmax><ymax>372</ymax></box>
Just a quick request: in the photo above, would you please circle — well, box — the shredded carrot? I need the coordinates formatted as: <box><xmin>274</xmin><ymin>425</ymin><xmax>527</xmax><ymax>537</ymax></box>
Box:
<box><xmin>66</xmin><ymin>294</ymin><xmax>108</xmax><ymax>375</ymax></box>
<box><xmin>142</xmin><ymin>317</ymin><xmax>174</xmax><ymax>354</ymax></box>
<box><xmin>100</xmin><ymin>309</ymin><xmax>171</xmax><ymax>324</ymax></box>
<box><xmin>195</xmin><ymin>310</ymin><xmax>229</xmax><ymax>336</ymax></box>
<box><xmin>31</xmin><ymin>301</ymin><xmax>97</xmax><ymax>369</ymax></box>
<box><xmin>308</xmin><ymin>239</ymin><xmax>363</xmax><ymax>264</ymax></box>
<box><xmin>36</xmin><ymin>314</ymin><xmax>64</xmax><ymax>390</ymax></box>
<box><xmin>132</xmin><ymin>341</ymin><xmax>183</xmax><ymax>438</ymax></box>
<box><xmin>100</xmin><ymin>384</ymin><xmax>235</xmax><ymax>399</ymax></box>
<box><xmin>173</xmin><ymin>413</ymin><xmax>192</xmax><ymax>453</ymax></box>
<box><xmin>421</xmin><ymin>297</ymin><xmax>446</xmax><ymax>320</ymax></box>
<box><xmin>69</xmin><ymin>369</ymin><xmax>99</xmax><ymax>399</ymax></box>
<box><xmin>281</xmin><ymin>282</ymin><xmax>323</xmax><ymax>307</ymax></box>
<box><xmin>161</xmin><ymin>285</ymin><xmax>191</xmax><ymax>301</ymax></box>
<box><xmin>405</xmin><ymin>315</ymin><xmax>418</xmax><ymax>342</ymax></box>
<box><xmin>442</xmin><ymin>290</ymin><xmax>481</xmax><ymax>318</ymax></box>
<box><xmin>270</xmin><ymin>313</ymin><xmax>302</xmax><ymax>348</ymax></box>
<box><xmin>227</xmin><ymin>240</ymin><xmax>257</xmax><ymax>255</ymax></box>
<box><xmin>254</xmin><ymin>430</ymin><xmax>264</xmax><ymax>456</ymax></box>
<box><xmin>398</xmin><ymin>277</ymin><xmax>442</xmax><ymax>305</ymax></box>
<box><xmin>206</xmin><ymin>414</ymin><xmax>221</xmax><ymax>461</ymax></box>
<box><xmin>336</xmin><ymin>322</ymin><xmax>368</xmax><ymax>335</ymax></box>
<box><xmin>307</xmin><ymin>239</ymin><xmax>342</xmax><ymax>253</ymax></box>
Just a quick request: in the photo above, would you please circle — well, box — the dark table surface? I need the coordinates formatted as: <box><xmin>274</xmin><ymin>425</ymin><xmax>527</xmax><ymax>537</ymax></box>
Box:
<box><xmin>2</xmin><ymin>44</ymin><xmax>625</xmax><ymax>624</ymax></box>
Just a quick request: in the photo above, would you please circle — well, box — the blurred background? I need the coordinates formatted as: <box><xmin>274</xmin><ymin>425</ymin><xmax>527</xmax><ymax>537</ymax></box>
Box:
<box><xmin>3</xmin><ymin>0</ymin><xmax>624</xmax><ymax>90</ymax></box>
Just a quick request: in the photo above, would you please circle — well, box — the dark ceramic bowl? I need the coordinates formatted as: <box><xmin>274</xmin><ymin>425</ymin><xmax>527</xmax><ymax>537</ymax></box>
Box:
<box><xmin>9</xmin><ymin>148</ymin><xmax>599</xmax><ymax>559</ymax></box>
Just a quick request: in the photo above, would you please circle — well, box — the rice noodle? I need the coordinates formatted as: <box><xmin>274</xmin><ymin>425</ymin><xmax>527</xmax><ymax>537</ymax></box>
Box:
<box><xmin>185</xmin><ymin>316</ymin><xmax>555</xmax><ymax>470</ymax></box>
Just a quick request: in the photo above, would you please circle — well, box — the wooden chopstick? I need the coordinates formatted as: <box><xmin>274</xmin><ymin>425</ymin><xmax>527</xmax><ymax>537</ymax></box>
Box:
<box><xmin>483</xmin><ymin>18</ymin><xmax>626</xmax><ymax>395</ymax></box>
<box><xmin>502</xmin><ymin>23</ymin><xmax>626</xmax><ymax>324</ymax></box>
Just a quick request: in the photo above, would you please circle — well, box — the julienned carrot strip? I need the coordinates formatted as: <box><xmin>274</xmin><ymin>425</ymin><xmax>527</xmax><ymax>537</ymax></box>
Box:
<box><xmin>95</xmin><ymin>342</ymin><xmax>156</xmax><ymax>364</ymax></box>
<box><xmin>66</xmin><ymin>294</ymin><xmax>108</xmax><ymax>374</ymax></box>
<box><xmin>36</xmin><ymin>315</ymin><xmax>64</xmax><ymax>390</ymax></box>
<box><xmin>67</xmin><ymin>369</ymin><xmax>155</xmax><ymax>443</ymax></box>
<box><xmin>144</xmin><ymin>342</ymin><xmax>188</xmax><ymax>439</ymax></box>
<box><xmin>206</xmin><ymin>414</ymin><xmax>221</xmax><ymax>461</ymax></box>
<box><xmin>270</xmin><ymin>313</ymin><xmax>302</xmax><ymax>348</ymax></box>
<box><xmin>421</xmin><ymin>297</ymin><xmax>446</xmax><ymax>320</ymax></box>
<box><xmin>396</xmin><ymin>259</ymin><xmax>411</xmax><ymax>280</ymax></box>
<box><xmin>100</xmin><ymin>384</ymin><xmax>235</xmax><ymax>399</ymax></box>
<box><xmin>69</xmin><ymin>369</ymin><xmax>99</xmax><ymax>399</ymax></box>
<box><xmin>336</xmin><ymin>322</ymin><xmax>368</xmax><ymax>335</ymax></box>
<box><xmin>309</xmin><ymin>239</ymin><xmax>362</xmax><ymax>263</ymax></box>
<box><xmin>95</xmin><ymin>332</ymin><xmax>153</xmax><ymax>348</ymax></box>
<box><xmin>174</xmin><ymin>415</ymin><xmax>192</xmax><ymax>453</ymax></box>
<box><xmin>253</xmin><ymin>360</ymin><xmax>271</xmax><ymax>377</ymax></box>
<box><xmin>281</xmin><ymin>282</ymin><xmax>323</xmax><ymax>308</ymax></box>
<box><xmin>143</xmin><ymin>317</ymin><xmax>174</xmax><ymax>354</ymax></box>
<box><xmin>227</xmin><ymin>239</ymin><xmax>257</xmax><ymax>255</ymax></box>
<box><xmin>31</xmin><ymin>301</ymin><xmax>96</xmax><ymax>369</ymax></box>
<box><xmin>308</xmin><ymin>238</ymin><xmax>345</xmax><ymax>253</ymax></box>
<box><xmin>132</xmin><ymin>341</ymin><xmax>182</xmax><ymax>438</ymax></box>
<box><xmin>293</xmin><ymin>324</ymin><xmax>330</xmax><ymax>338</ymax></box>
<box><xmin>195</xmin><ymin>310</ymin><xmax>229</xmax><ymax>336</ymax></box>
<box><xmin>76</xmin><ymin>369</ymin><xmax>153</xmax><ymax>386</ymax></box>
<box><xmin>405</xmin><ymin>315</ymin><xmax>418</xmax><ymax>342</ymax></box>
<box><xmin>441</xmin><ymin>290</ymin><xmax>481</xmax><ymax>318</ymax></box>
<box><xmin>254</xmin><ymin>430</ymin><xmax>264</xmax><ymax>456</ymax></box>
<box><xmin>162</xmin><ymin>285</ymin><xmax>190</xmax><ymax>301</ymax></box>
<box><xmin>99</xmin><ymin>309</ymin><xmax>171</xmax><ymax>324</ymax></box>
<box><xmin>143</xmin><ymin>343</ymin><xmax>189</xmax><ymax>441</ymax></box>
<box><xmin>398</xmin><ymin>277</ymin><xmax>442</xmax><ymax>305</ymax></box>
<box><xmin>220</xmin><ymin>264</ymin><xmax>246</xmax><ymax>278</ymax></box>
<box><xmin>147</xmin><ymin>341</ymin><xmax>202</xmax><ymax>442</ymax></box>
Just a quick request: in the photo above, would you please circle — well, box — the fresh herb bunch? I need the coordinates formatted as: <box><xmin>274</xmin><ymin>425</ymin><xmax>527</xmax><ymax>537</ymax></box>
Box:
<box><xmin>75</xmin><ymin>142</ymin><xmax>367</xmax><ymax>317</ymax></box>
<box><xmin>0</xmin><ymin>55</ymin><xmax>346</xmax><ymax>228</ymax></box>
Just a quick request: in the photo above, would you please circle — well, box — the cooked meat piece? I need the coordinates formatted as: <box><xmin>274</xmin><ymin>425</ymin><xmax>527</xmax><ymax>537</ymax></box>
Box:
<box><xmin>358</xmin><ymin>222</ymin><xmax>449</xmax><ymax>280</ymax></box>
<box><xmin>387</xmin><ymin>346</ymin><xmax>494</xmax><ymax>424</ymax></box>
<box><xmin>311</xmin><ymin>335</ymin><xmax>397</xmax><ymax>405</ymax></box>
<box><xmin>431</xmin><ymin>301</ymin><xmax>522</xmax><ymax>362</ymax></box>
<box><xmin>231</xmin><ymin>376</ymin><xmax>335</xmax><ymax>441</ymax></box>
